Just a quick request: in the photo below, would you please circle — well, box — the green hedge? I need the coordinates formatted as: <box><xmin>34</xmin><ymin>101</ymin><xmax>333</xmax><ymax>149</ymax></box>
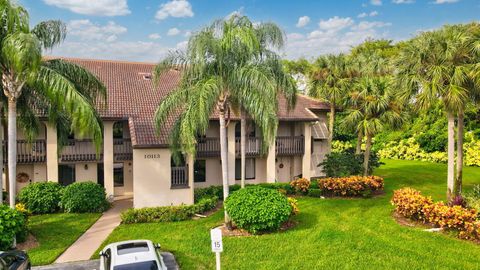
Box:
<box><xmin>18</xmin><ymin>182</ymin><xmax>63</xmax><ymax>214</ymax></box>
<box><xmin>121</xmin><ymin>196</ymin><xmax>218</xmax><ymax>224</ymax></box>
<box><xmin>0</xmin><ymin>205</ymin><xmax>28</xmax><ymax>250</ymax></box>
<box><xmin>194</xmin><ymin>182</ymin><xmax>295</xmax><ymax>202</ymax></box>
<box><xmin>61</xmin><ymin>182</ymin><xmax>109</xmax><ymax>213</ymax></box>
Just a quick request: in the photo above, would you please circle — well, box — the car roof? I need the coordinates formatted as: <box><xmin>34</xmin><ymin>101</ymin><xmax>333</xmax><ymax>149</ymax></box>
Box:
<box><xmin>104</xmin><ymin>240</ymin><xmax>159</xmax><ymax>267</ymax></box>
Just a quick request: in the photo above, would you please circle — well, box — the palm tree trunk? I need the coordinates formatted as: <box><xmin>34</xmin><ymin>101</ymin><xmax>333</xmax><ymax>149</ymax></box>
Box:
<box><xmin>447</xmin><ymin>112</ymin><xmax>455</xmax><ymax>200</ymax></box>
<box><xmin>355</xmin><ymin>129</ymin><xmax>363</xmax><ymax>155</ymax></box>
<box><xmin>0</xmin><ymin>105</ymin><xmax>3</xmax><ymax>204</ymax></box>
<box><xmin>328</xmin><ymin>104</ymin><xmax>335</xmax><ymax>145</ymax></box>
<box><xmin>219</xmin><ymin>108</ymin><xmax>230</xmax><ymax>225</ymax></box>
<box><xmin>240</xmin><ymin>111</ymin><xmax>246</xmax><ymax>189</ymax></box>
<box><xmin>363</xmin><ymin>133</ymin><xmax>372</xmax><ymax>176</ymax></box>
<box><xmin>8</xmin><ymin>98</ymin><xmax>16</xmax><ymax>208</ymax></box>
<box><xmin>455</xmin><ymin>112</ymin><xmax>464</xmax><ymax>195</ymax></box>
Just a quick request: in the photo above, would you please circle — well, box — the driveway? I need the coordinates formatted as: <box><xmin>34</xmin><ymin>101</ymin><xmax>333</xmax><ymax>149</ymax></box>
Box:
<box><xmin>33</xmin><ymin>252</ymin><xmax>179</xmax><ymax>270</ymax></box>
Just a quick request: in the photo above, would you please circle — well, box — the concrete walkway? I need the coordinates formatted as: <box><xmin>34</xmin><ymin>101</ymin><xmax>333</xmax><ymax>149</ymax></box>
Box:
<box><xmin>55</xmin><ymin>199</ymin><xmax>133</xmax><ymax>263</ymax></box>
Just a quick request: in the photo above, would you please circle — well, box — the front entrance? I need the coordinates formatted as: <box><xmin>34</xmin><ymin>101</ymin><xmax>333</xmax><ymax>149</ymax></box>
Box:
<box><xmin>59</xmin><ymin>164</ymin><xmax>75</xmax><ymax>186</ymax></box>
<box><xmin>97</xmin><ymin>163</ymin><xmax>104</xmax><ymax>187</ymax></box>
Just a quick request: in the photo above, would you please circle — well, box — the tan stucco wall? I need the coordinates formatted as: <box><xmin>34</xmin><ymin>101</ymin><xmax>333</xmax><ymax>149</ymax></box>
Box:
<box><xmin>75</xmin><ymin>162</ymin><xmax>97</xmax><ymax>182</ymax></box>
<box><xmin>133</xmin><ymin>148</ymin><xmax>193</xmax><ymax>208</ymax></box>
<box><xmin>33</xmin><ymin>163</ymin><xmax>47</xmax><ymax>182</ymax></box>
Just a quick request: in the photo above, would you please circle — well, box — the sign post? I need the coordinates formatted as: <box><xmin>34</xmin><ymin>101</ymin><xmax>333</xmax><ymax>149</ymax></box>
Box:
<box><xmin>210</xmin><ymin>228</ymin><xmax>223</xmax><ymax>270</ymax></box>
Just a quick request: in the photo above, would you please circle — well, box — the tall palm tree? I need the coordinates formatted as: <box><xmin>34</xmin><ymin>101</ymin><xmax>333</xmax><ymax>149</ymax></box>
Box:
<box><xmin>0</xmin><ymin>0</ymin><xmax>106</xmax><ymax>207</ymax></box>
<box><xmin>308</xmin><ymin>54</ymin><xmax>350</xmax><ymax>145</ymax></box>
<box><xmin>395</xmin><ymin>23</ymin><xmax>480</xmax><ymax>199</ymax></box>
<box><xmin>154</xmin><ymin>15</ymin><xmax>296</xmax><ymax>224</ymax></box>
<box><xmin>342</xmin><ymin>76</ymin><xmax>404</xmax><ymax>175</ymax></box>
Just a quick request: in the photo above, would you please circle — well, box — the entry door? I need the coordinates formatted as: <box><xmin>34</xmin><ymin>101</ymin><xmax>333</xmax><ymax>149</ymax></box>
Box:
<box><xmin>59</xmin><ymin>164</ymin><xmax>75</xmax><ymax>186</ymax></box>
<box><xmin>97</xmin><ymin>163</ymin><xmax>104</xmax><ymax>187</ymax></box>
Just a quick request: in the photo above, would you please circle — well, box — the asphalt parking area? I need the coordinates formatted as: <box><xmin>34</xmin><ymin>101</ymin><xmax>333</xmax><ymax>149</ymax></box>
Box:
<box><xmin>32</xmin><ymin>252</ymin><xmax>179</xmax><ymax>270</ymax></box>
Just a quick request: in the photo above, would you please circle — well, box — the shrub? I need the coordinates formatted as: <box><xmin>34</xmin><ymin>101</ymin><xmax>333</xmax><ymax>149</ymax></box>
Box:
<box><xmin>319</xmin><ymin>149</ymin><xmax>382</xmax><ymax>177</ymax></box>
<box><xmin>225</xmin><ymin>187</ymin><xmax>292</xmax><ymax>234</ymax></box>
<box><xmin>290</xmin><ymin>178</ymin><xmax>310</xmax><ymax>194</ymax></box>
<box><xmin>331</xmin><ymin>140</ymin><xmax>354</xmax><ymax>153</ymax></box>
<box><xmin>0</xmin><ymin>205</ymin><xmax>27</xmax><ymax>250</ymax></box>
<box><xmin>319</xmin><ymin>176</ymin><xmax>384</xmax><ymax>197</ymax></box>
<box><xmin>18</xmin><ymin>182</ymin><xmax>63</xmax><ymax>214</ymax></box>
<box><xmin>448</xmin><ymin>195</ymin><xmax>467</xmax><ymax>208</ymax></box>
<box><xmin>465</xmin><ymin>185</ymin><xmax>480</xmax><ymax>213</ymax></box>
<box><xmin>61</xmin><ymin>182</ymin><xmax>109</xmax><ymax>213</ymax></box>
<box><xmin>194</xmin><ymin>185</ymin><xmax>240</xmax><ymax>202</ymax></box>
<box><xmin>121</xmin><ymin>196</ymin><xmax>218</xmax><ymax>223</ymax></box>
<box><xmin>288</xmin><ymin>197</ymin><xmax>299</xmax><ymax>215</ymax></box>
<box><xmin>307</xmin><ymin>189</ymin><xmax>323</xmax><ymax>198</ymax></box>
<box><xmin>391</xmin><ymin>188</ymin><xmax>433</xmax><ymax>221</ymax></box>
<box><xmin>256</xmin><ymin>183</ymin><xmax>294</xmax><ymax>195</ymax></box>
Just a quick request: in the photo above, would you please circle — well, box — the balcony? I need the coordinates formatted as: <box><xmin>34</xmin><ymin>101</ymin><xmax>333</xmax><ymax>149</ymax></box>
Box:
<box><xmin>235</xmin><ymin>137</ymin><xmax>262</xmax><ymax>157</ymax></box>
<box><xmin>171</xmin><ymin>166</ymin><xmax>189</xmax><ymax>188</ymax></box>
<box><xmin>196</xmin><ymin>137</ymin><xmax>221</xmax><ymax>157</ymax></box>
<box><xmin>276</xmin><ymin>136</ymin><xmax>304</xmax><ymax>156</ymax></box>
<box><xmin>2</xmin><ymin>140</ymin><xmax>46</xmax><ymax>164</ymax></box>
<box><xmin>60</xmin><ymin>138</ymin><xmax>133</xmax><ymax>162</ymax></box>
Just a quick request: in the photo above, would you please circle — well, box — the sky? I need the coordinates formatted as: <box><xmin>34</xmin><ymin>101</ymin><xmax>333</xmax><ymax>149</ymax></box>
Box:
<box><xmin>21</xmin><ymin>0</ymin><xmax>479</xmax><ymax>62</ymax></box>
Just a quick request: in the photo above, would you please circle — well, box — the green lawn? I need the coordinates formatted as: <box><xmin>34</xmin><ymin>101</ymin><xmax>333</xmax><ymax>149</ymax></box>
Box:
<box><xmin>27</xmin><ymin>213</ymin><xmax>101</xmax><ymax>266</ymax></box>
<box><xmin>98</xmin><ymin>159</ymin><xmax>480</xmax><ymax>269</ymax></box>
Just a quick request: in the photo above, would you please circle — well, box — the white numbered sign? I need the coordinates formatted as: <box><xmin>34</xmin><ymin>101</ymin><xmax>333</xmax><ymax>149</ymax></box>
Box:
<box><xmin>210</xmin><ymin>228</ymin><xmax>223</xmax><ymax>253</ymax></box>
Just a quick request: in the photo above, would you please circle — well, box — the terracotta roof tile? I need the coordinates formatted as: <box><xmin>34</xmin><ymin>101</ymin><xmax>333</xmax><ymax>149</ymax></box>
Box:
<box><xmin>55</xmin><ymin>58</ymin><xmax>329</xmax><ymax>147</ymax></box>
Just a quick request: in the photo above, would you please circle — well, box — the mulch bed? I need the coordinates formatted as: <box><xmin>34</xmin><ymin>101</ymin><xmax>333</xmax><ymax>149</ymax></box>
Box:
<box><xmin>16</xmin><ymin>233</ymin><xmax>39</xmax><ymax>250</ymax></box>
<box><xmin>216</xmin><ymin>219</ymin><xmax>298</xmax><ymax>237</ymax></box>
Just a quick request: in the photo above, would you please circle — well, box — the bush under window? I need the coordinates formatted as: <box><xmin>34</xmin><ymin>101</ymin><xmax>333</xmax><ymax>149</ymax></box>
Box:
<box><xmin>224</xmin><ymin>186</ymin><xmax>292</xmax><ymax>234</ymax></box>
<box><xmin>61</xmin><ymin>182</ymin><xmax>109</xmax><ymax>213</ymax></box>
<box><xmin>18</xmin><ymin>182</ymin><xmax>63</xmax><ymax>214</ymax></box>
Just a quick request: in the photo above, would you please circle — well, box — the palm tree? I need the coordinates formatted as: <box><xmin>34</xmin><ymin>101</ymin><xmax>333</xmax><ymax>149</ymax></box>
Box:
<box><xmin>0</xmin><ymin>0</ymin><xmax>106</xmax><ymax>207</ymax></box>
<box><xmin>308</xmin><ymin>54</ymin><xmax>350</xmax><ymax>145</ymax></box>
<box><xmin>342</xmin><ymin>76</ymin><xmax>404</xmax><ymax>175</ymax></box>
<box><xmin>154</xmin><ymin>15</ymin><xmax>296</xmax><ymax>224</ymax></box>
<box><xmin>395</xmin><ymin>23</ymin><xmax>480</xmax><ymax>199</ymax></box>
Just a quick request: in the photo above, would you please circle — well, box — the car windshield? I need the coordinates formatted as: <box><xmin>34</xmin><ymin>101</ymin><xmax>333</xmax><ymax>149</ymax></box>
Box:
<box><xmin>113</xmin><ymin>260</ymin><xmax>159</xmax><ymax>270</ymax></box>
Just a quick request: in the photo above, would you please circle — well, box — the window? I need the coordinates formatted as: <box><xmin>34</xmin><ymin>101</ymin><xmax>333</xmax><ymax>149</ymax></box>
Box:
<box><xmin>59</xmin><ymin>164</ymin><xmax>75</xmax><ymax>186</ymax></box>
<box><xmin>235</xmin><ymin>158</ymin><xmax>255</xmax><ymax>180</ymax></box>
<box><xmin>113</xmin><ymin>122</ymin><xmax>124</xmax><ymax>139</ymax></box>
<box><xmin>114</xmin><ymin>163</ymin><xmax>124</xmax><ymax>187</ymax></box>
<box><xmin>194</xmin><ymin>160</ymin><xmax>206</xmax><ymax>182</ymax></box>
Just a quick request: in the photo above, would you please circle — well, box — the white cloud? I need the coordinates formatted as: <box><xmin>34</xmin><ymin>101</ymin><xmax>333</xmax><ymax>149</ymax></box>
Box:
<box><xmin>296</xmin><ymin>16</ymin><xmax>311</xmax><ymax>28</ymax></box>
<box><xmin>358</xmin><ymin>11</ymin><xmax>378</xmax><ymax>18</ymax></box>
<box><xmin>358</xmin><ymin>12</ymin><xmax>368</xmax><ymax>18</ymax></box>
<box><xmin>318</xmin><ymin>16</ymin><xmax>354</xmax><ymax>32</ymax></box>
<box><xmin>433</xmin><ymin>0</ymin><xmax>459</xmax><ymax>3</ymax></box>
<box><xmin>67</xmin><ymin>20</ymin><xmax>127</xmax><ymax>42</ymax></box>
<box><xmin>184</xmin><ymin>31</ymin><xmax>192</xmax><ymax>37</ymax></box>
<box><xmin>148</xmin><ymin>33</ymin><xmax>161</xmax><ymax>40</ymax></box>
<box><xmin>176</xmin><ymin>41</ymin><xmax>189</xmax><ymax>50</ymax></box>
<box><xmin>370</xmin><ymin>11</ymin><xmax>379</xmax><ymax>16</ymax></box>
<box><xmin>155</xmin><ymin>0</ymin><xmax>194</xmax><ymax>20</ymax></box>
<box><xmin>392</xmin><ymin>0</ymin><xmax>415</xmax><ymax>3</ymax></box>
<box><xmin>167</xmin><ymin>28</ymin><xmax>181</xmax><ymax>36</ymax></box>
<box><xmin>287</xmin><ymin>33</ymin><xmax>304</xmax><ymax>40</ymax></box>
<box><xmin>43</xmin><ymin>0</ymin><xmax>130</xmax><ymax>16</ymax></box>
<box><xmin>352</xmin><ymin>21</ymin><xmax>392</xmax><ymax>31</ymax></box>
<box><xmin>370</xmin><ymin>0</ymin><xmax>383</xmax><ymax>5</ymax></box>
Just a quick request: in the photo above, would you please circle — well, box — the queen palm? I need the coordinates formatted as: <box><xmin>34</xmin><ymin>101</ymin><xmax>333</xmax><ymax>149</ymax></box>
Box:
<box><xmin>0</xmin><ymin>0</ymin><xmax>106</xmax><ymax>207</ymax></box>
<box><xmin>154</xmin><ymin>15</ymin><xmax>296</xmax><ymax>223</ymax></box>
<box><xmin>395</xmin><ymin>23</ymin><xmax>480</xmax><ymax>199</ymax></box>
<box><xmin>308</xmin><ymin>54</ymin><xmax>350</xmax><ymax>145</ymax></box>
<box><xmin>342</xmin><ymin>76</ymin><xmax>404</xmax><ymax>175</ymax></box>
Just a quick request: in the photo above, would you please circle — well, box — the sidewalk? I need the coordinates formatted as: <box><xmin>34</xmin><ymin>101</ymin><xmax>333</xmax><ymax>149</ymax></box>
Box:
<box><xmin>55</xmin><ymin>199</ymin><xmax>132</xmax><ymax>263</ymax></box>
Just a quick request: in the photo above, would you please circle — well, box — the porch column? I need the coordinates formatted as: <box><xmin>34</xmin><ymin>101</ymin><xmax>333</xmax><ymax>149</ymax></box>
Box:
<box><xmin>187</xmin><ymin>154</ymin><xmax>194</xmax><ymax>202</ymax></box>
<box><xmin>227</xmin><ymin>122</ymin><xmax>237</xmax><ymax>185</ymax></box>
<box><xmin>104</xmin><ymin>122</ymin><xmax>114</xmax><ymax>200</ymax></box>
<box><xmin>46</xmin><ymin>123</ymin><xmax>58</xmax><ymax>182</ymax></box>
<box><xmin>302</xmin><ymin>122</ymin><xmax>312</xmax><ymax>180</ymax></box>
<box><xmin>266</xmin><ymin>138</ymin><xmax>276</xmax><ymax>183</ymax></box>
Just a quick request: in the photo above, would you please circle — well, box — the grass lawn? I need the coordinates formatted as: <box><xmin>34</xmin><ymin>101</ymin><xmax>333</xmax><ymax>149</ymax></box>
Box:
<box><xmin>27</xmin><ymin>213</ymin><xmax>101</xmax><ymax>266</ymax></box>
<box><xmin>97</xmin><ymin>159</ymin><xmax>480</xmax><ymax>269</ymax></box>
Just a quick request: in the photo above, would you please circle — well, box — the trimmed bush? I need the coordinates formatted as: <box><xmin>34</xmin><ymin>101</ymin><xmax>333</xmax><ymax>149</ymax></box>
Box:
<box><xmin>308</xmin><ymin>189</ymin><xmax>323</xmax><ymax>198</ymax></box>
<box><xmin>121</xmin><ymin>196</ymin><xmax>218</xmax><ymax>223</ymax></box>
<box><xmin>290</xmin><ymin>178</ymin><xmax>310</xmax><ymax>194</ymax></box>
<box><xmin>319</xmin><ymin>149</ymin><xmax>382</xmax><ymax>177</ymax></box>
<box><xmin>194</xmin><ymin>185</ymin><xmax>240</xmax><ymax>202</ymax></box>
<box><xmin>391</xmin><ymin>188</ymin><xmax>433</xmax><ymax>221</ymax></box>
<box><xmin>319</xmin><ymin>176</ymin><xmax>384</xmax><ymax>197</ymax></box>
<box><xmin>256</xmin><ymin>182</ymin><xmax>294</xmax><ymax>195</ymax></box>
<box><xmin>61</xmin><ymin>182</ymin><xmax>109</xmax><ymax>213</ymax></box>
<box><xmin>225</xmin><ymin>186</ymin><xmax>292</xmax><ymax>234</ymax></box>
<box><xmin>288</xmin><ymin>197</ymin><xmax>299</xmax><ymax>215</ymax></box>
<box><xmin>0</xmin><ymin>205</ymin><xmax>27</xmax><ymax>250</ymax></box>
<box><xmin>18</xmin><ymin>182</ymin><xmax>63</xmax><ymax>214</ymax></box>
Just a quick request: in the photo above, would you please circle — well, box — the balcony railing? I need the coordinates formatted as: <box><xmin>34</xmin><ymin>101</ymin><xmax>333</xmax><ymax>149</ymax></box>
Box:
<box><xmin>276</xmin><ymin>136</ymin><xmax>304</xmax><ymax>156</ymax></box>
<box><xmin>2</xmin><ymin>140</ymin><xmax>46</xmax><ymax>164</ymax></box>
<box><xmin>60</xmin><ymin>139</ymin><xmax>99</xmax><ymax>162</ymax></box>
<box><xmin>114</xmin><ymin>139</ymin><xmax>133</xmax><ymax>161</ymax></box>
<box><xmin>235</xmin><ymin>137</ymin><xmax>262</xmax><ymax>157</ymax></box>
<box><xmin>196</xmin><ymin>137</ymin><xmax>221</xmax><ymax>157</ymax></box>
<box><xmin>171</xmin><ymin>166</ymin><xmax>189</xmax><ymax>188</ymax></box>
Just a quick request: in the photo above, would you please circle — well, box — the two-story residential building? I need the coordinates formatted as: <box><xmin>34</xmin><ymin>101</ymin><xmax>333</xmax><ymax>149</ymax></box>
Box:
<box><xmin>3</xmin><ymin>58</ymin><xmax>330</xmax><ymax>208</ymax></box>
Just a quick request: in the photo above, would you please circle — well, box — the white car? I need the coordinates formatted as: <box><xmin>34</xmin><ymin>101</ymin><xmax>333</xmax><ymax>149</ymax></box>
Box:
<box><xmin>99</xmin><ymin>240</ymin><xmax>168</xmax><ymax>270</ymax></box>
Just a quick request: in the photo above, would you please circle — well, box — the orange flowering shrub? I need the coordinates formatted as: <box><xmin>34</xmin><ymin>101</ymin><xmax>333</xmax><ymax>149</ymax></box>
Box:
<box><xmin>318</xmin><ymin>176</ymin><xmax>384</xmax><ymax>196</ymax></box>
<box><xmin>391</xmin><ymin>188</ymin><xmax>433</xmax><ymax>221</ymax></box>
<box><xmin>290</xmin><ymin>178</ymin><xmax>311</xmax><ymax>194</ymax></box>
<box><xmin>391</xmin><ymin>187</ymin><xmax>480</xmax><ymax>240</ymax></box>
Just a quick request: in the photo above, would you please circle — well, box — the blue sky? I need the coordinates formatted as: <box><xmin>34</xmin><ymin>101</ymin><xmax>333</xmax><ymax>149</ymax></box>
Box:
<box><xmin>21</xmin><ymin>0</ymin><xmax>479</xmax><ymax>62</ymax></box>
